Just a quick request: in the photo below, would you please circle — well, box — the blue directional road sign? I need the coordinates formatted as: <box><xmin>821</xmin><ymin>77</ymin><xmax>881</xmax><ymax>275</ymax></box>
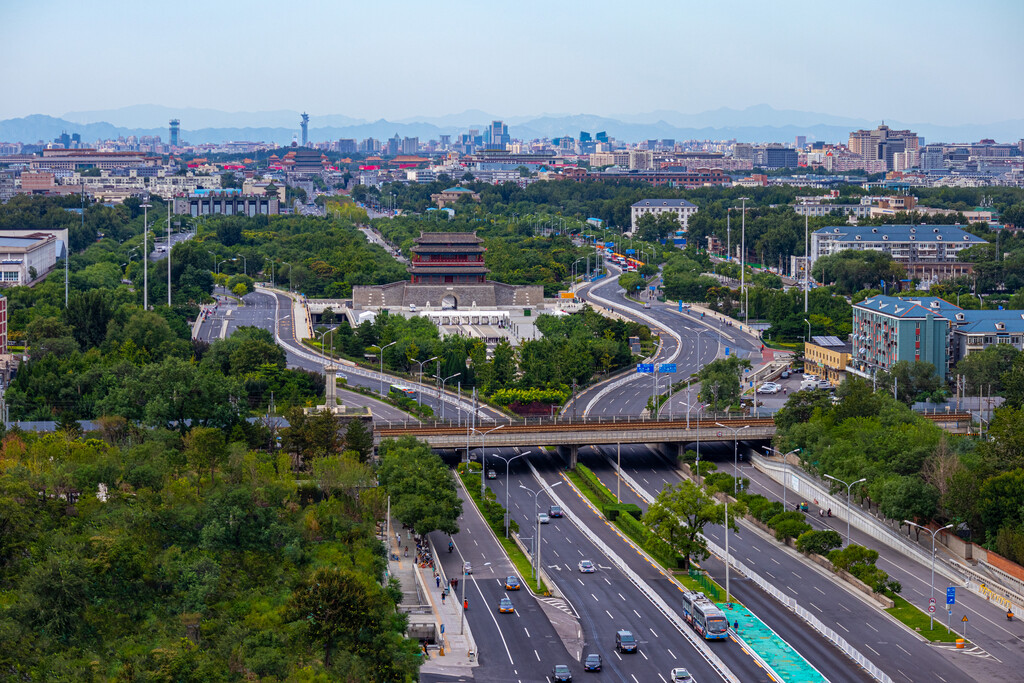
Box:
<box><xmin>636</xmin><ymin>363</ymin><xmax>654</xmax><ymax>373</ymax></box>
<box><xmin>658</xmin><ymin>363</ymin><xmax>677</xmax><ymax>373</ymax></box>
<box><xmin>625</xmin><ymin>248</ymin><xmax>636</xmax><ymax>255</ymax></box>
<box><xmin>946</xmin><ymin>587</ymin><xmax>956</xmax><ymax>605</ymax></box>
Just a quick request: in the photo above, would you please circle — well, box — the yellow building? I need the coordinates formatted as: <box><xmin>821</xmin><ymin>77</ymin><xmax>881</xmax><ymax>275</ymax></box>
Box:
<box><xmin>804</xmin><ymin>335</ymin><xmax>852</xmax><ymax>383</ymax></box>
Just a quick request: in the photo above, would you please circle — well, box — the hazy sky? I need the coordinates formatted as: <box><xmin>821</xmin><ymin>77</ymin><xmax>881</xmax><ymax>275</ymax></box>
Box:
<box><xmin>2</xmin><ymin>0</ymin><xmax>1022</xmax><ymax>124</ymax></box>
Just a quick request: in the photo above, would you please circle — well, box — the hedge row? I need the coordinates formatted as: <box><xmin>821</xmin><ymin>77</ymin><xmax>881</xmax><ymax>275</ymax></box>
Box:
<box><xmin>576</xmin><ymin>465</ymin><xmax>618</xmax><ymax>507</ymax></box>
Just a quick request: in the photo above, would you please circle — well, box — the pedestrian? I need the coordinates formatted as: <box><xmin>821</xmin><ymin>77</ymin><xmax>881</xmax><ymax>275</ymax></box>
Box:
<box><xmin>436</xmin><ymin>575</ymin><xmax>441</xmax><ymax>588</ymax></box>
<box><xmin>441</xmin><ymin>591</ymin><xmax>446</xmax><ymax>605</ymax></box>
<box><xmin>404</xmin><ymin>546</ymin><xmax>408</xmax><ymax>558</ymax></box>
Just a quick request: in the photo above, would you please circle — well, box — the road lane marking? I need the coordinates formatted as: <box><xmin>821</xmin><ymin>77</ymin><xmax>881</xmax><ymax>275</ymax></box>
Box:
<box><xmin>534</xmin><ymin>650</ymin><xmax>540</xmax><ymax>661</ymax></box>
<box><xmin>650</xmin><ymin>627</ymin><xmax>659</xmax><ymax>638</ymax></box>
<box><xmin>618</xmin><ymin>593</ymin><xmax>625</xmax><ymax>600</ymax></box>
<box><xmin>866</xmin><ymin>644</ymin><xmax>880</xmax><ymax>656</ymax></box>
<box><xmin>606</xmin><ymin>610</ymin><xmax>614</xmax><ymax>619</ymax></box>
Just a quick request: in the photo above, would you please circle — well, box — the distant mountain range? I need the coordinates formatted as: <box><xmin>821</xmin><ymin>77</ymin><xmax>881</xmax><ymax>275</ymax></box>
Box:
<box><xmin>3</xmin><ymin>105</ymin><xmax>1022</xmax><ymax>147</ymax></box>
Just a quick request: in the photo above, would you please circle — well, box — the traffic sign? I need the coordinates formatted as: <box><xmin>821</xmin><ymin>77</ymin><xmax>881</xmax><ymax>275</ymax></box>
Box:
<box><xmin>961</xmin><ymin>615</ymin><xmax>969</xmax><ymax>622</ymax></box>
<box><xmin>637</xmin><ymin>363</ymin><xmax>654</xmax><ymax>373</ymax></box>
<box><xmin>929</xmin><ymin>604</ymin><xmax>935</xmax><ymax>613</ymax></box>
<box><xmin>440</xmin><ymin>624</ymin><xmax>445</xmax><ymax>634</ymax></box>
<box><xmin>658</xmin><ymin>363</ymin><xmax>677</xmax><ymax>373</ymax></box>
<box><xmin>946</xmin><ymin>587</ymin><xmax>956</xmax><ymax>605</ymax></box>
<box><xmin>929</xmin><ymin>597</ymin><xmax>936</xmax><ymax>604</ymax></box>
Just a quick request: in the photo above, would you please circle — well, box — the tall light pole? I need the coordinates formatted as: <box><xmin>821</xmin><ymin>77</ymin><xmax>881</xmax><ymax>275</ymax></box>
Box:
<box><xmin>804</xmin><ymin>318</ymin><xmax>811</xmax><ymax>343</ymax></box>
<box><xmin>519</xmin><ymin>481</ymin><xmax>562</xmax><ymax>591</ymax></box>
<box><xmin>804</xmin><ymin>213</ymin><xmax>809</xmax><ymax>314</ymax></box>
<box><xmin>716</xmin><ymin>423</ymin><xmax>749</xmax><ymax>495</ymax></box>
<box><xmin>824</xmin><ymin>474</ymin><xmax>867</xmax><ymax>545</ymax></box>
<box><xmin>473</xmin><ymin>425</ymin><xmax>504</xmax><ymax>497</ymax></box>
<box><xmin>490</xmin><ymin>451</ymin><xmax>527</xmax><ymax>537</ymax></box>
<box><xmin>234</xmin><ymin>254</ymin><xmax>247</xmax><ymax>276</ymax></box>
<box><xmin>441</xmin><ymin>372</ymin><xmax>461</xmax><ymax>421</ymax></box>
<box><xmin>762</xmin><ymin>447</ymin><xmax>800</xmax><ymax>511</ymax></box>
<box><xmin>378</xmin><ymin>341</ymin><xmax>397</xmax><ymax>395</ymax></box>
<box><xmin>140</xmin><ymin>201</ymin><xmax>151</xmax><ymax>309</ymax></box>
<box><xmin>904</xmin><ymin>521</ymin><xmax>954</xmax><ymax>630</ymax></box>
<box><xmin>737</xmin><ymin>197</ymin><xmax>749</xmax><ymax>326</ymax></box>
<box><xmin>216</xmin><ymin>259</ymin><xmax>228</xmax><ymax>276</ymax></box>
<box><xmin>167</xmin><ymin>203</ymin><xmax>172</xmax><ymax>306</ymax></box>
<box><xmin>412</xmin><ymin>356</ymin><xmax>438</xmax><ymax>406</ymax></box>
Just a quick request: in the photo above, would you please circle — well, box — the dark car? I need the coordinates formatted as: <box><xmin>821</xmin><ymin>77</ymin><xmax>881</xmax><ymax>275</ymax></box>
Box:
<box><xmin>551</xmin><ymin>664</ymin><xmax>573</xmax><ymax>682</ymax></box>
<box><xmin>615</xmin><ymin>629</ymin><xmax>637</xmax><ymax>653</ymax></box>
<box><xmin>549</xmin><ymin>505</ymin><xmax>563</xmax><ymax>518</ymax></box>
<box><xmin>584</xmin><ymin>653</ymin><xmax>602</xmax><ymax>671</ymax></box>
<box><xmin>486</xmin><ymin>469</ymin><xmax>497</xmax><ymax>479</ymax></box>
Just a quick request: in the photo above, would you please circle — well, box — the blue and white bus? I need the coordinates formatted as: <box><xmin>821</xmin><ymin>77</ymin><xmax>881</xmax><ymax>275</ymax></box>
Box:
<box><xmin>681</xmin><ymin>591</ymin><xmax>730</xmax><ymax>640</ymax></box>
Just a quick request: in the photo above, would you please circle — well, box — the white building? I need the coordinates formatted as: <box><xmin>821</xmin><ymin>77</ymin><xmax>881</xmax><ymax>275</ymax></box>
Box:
<box><xmin>0</xmin><ymin>233</ymin><xmax>59</xmax><ymax>286</ymax></box>
<box><xmin>630</xmin><ymin>198</ymin><xmax>698</xmax><ymax>234</ymax></box>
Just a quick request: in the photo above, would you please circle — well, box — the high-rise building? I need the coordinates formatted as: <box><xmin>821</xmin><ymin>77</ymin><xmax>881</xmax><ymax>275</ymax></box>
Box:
<box><xmin>486</xmin><ymin>121</ymin><xmax>509</xmax><ymax>148</ymax></box>
<box><xmin>401</xmin><ymin>137</ymin><xmax>419</xmax><ymax>154</ymax></box>
<box><xmin>596</xmin><ymin>131</ymin><xmax>608</xmax><ymax>143</ymax></box>
<box><xmin>848</xmin><ymin>124</ymin><xmax>920</xmax><ymax>169</ymax></box>
<box><xmin>169</xmin><ymin>119</ymin><xmax>180</xmax><ymax>147</ymax></box>
<box><xmin>794</xmin><ymin>135</ymin><xmax>807</xmax><ymax>149</ymax></box>
<box><xmin>439</xmin><ymin>134</ymin><xmax>451</xmax><ymax>148</ymax></box>
<box><xmin>920</xmin><ymin>144</ymin><xmax>945</xmax><ymax>171</ymax></box>
<box><xmin>300</xmin><ymin>113</ymin><xmax>309</xmax><ymax>147</ymax></box>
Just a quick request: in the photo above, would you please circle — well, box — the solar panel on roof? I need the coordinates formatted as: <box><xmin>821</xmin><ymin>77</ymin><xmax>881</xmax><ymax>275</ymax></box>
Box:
<box><xmin>811</xmin><ymin>335</ymin><xmax>846</xmax><ymax>346</ymax></box>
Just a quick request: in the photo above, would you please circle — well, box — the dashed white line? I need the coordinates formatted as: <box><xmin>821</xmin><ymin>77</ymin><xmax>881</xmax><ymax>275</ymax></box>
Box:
<box><xmin>836</xmin><ymin>623</ymin><xmax>849</xmax><ymax>632</ymax></box>
<box><xmin>534</xmin><ymin>649</ymin><xmax>540</xmax><ymax>662</ymax></box>
<box><xmin>618</xmin><ymin>593</ymin><xmax>626</xmax><ymax>600</ymax></box>
<box><xmin>808</xmin><ymin>602</ymin><xmax>822</xmax><ymax>613</ymax></box>
<box><xmin>650</xmin><ymin>627</ymin><xmax>659</xmax><ymax>638</ymax></box>
<box><xmin>866</xmin><ymin>644</ymin><xmax>880</xmax><ymax>656</ymax></box>
<box><xmin>633</xmin><ymin>609</ymin><xmax>642</xmax><ymax>619</ymax></box>
<box><xmin>814</xmin><ymin>586</ymin><xmax>825</xmax><ymax>595</ymax></box>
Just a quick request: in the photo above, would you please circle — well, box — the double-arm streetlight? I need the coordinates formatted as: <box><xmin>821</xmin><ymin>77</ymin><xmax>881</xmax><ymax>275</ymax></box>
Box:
<box><xmin>489</xmin><ymin>451</ymin><xmax>528</xmax><ymax>537</ymax></box>
<box><xmin>316</xmin><ymin>328</ymin><xmax>335</xmax><ymax>371</ymax></box>
<box><xmin>377</xmin><ymin>341</ymin><xmax>397</xmax><ymax>395</ymax></box>
<box><xmin>519</xmin><ymin>481</ymin><xmax>563</xmax><ymax>591</ymax></box>
<box><xmin>762</xmin><ymin>447</ymin><xmax>801</xmax><ymax>511</ymax></box>
<box><xmin>411</xmin><ymin>356</ymin><xmax>438</xmax><ymax>406</ymax></box>
<box><xmin>716</xmin><ymin>423</ymin><xmax>749</xmax><ymax>494</ymax></box>
<box><xmin>441</xmin><ymin>372</ymin><xmax>461</xmax><ymax>421</ymax></box>
<box><xmin>824</xmin><ymin>474</ymin><xmax>867</xmax><ymax>544</ymax></box>
<box><xmin>473</xmin><ymin>425</ymin><xmax>505</xmax><ymax>496</ymax></box>
<box><xmin>904</xmin><ymin>520</ymin><xmax>954</xmax><ymax>630</ymax></box>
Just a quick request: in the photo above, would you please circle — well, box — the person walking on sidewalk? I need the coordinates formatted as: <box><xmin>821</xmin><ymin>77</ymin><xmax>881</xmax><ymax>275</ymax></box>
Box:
<box><xmin>441</xmin><ymin>591</ymin><xmax>446</xmax><ymax>605</ymax></box>
<box><xmin>436</xmin><ymin>575</ymin><xmax>441</xmax><ymax>588</ymax></box>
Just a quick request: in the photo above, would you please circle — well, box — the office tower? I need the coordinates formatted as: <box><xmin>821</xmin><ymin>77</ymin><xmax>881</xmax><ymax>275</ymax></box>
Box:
<box><xmin>300</xmin><ymin>113</ymin><xmax>309</xmax><ymax>146</ymax></box>
<box><xmin>169</xmin><ymin>119</ymin><xmax>180</xmax><ymax>147</ymax></box>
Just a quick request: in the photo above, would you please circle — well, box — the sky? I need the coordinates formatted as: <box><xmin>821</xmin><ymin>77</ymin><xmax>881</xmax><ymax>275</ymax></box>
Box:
<box><xmin>2</xmin><ymin>0</ymin><xmax>1023</xmax><ymax>125</ymax></box>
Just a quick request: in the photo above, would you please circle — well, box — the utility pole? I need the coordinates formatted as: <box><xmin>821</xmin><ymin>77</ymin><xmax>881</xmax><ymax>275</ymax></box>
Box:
<box><xmin>804</xmin><ymin>213</ymin><xmax>809</xmax><ymax>314</ymax></box>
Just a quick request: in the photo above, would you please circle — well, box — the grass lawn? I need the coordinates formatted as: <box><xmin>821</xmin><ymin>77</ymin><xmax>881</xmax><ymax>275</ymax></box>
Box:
<box><xmin>886</xmin><ymin>595</ymin><xmax>964</xmax><ymax>643</ymax></box>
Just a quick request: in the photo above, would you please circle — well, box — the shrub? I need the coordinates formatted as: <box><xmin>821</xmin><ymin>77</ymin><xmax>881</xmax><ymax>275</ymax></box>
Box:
<box><xmin>766</xmin><ymin>510</ymin><xmax>806</xmax><ymax>528</ymax></box>
<box><xmin>773</xmin><ymin>518</ymin><xmax>812</xmax><ymax>541</ymax></box>
<box><xmin>576</xmin><ymin>465</ymin><xmax>617</xmax><ymax>507</ymax></box>
<box><xmin>602</xmin><ymin>503</ymin><xmax>642</xmax><ymax>521</ymax></box>
<box><xmin>756</xmin><ymin>501</ymin><xmax>785</xmax><ymax>524</ymax></box>
<box><xmin>795</xmin><ymin>529</ymin><xmax>843</xmax><ymax>556</ymax></box>
<box><xmin>828</xmin><ymin>544</ymin><xmax>879</xmax><ymax>572</ymax></box>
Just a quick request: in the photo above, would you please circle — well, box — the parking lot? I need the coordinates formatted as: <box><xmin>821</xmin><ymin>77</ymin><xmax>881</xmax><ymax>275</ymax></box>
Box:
<box><xmin>751</xmin><ymin>370</ymin><xmax>836</xmax><ymax>411</ymax></box>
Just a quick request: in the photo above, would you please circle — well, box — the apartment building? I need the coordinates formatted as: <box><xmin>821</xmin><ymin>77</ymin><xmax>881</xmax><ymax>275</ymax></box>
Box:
<box><xmin>630</xmin><ymin>198</ymin><xmax>698</xmax><ymax>233</ymax></box>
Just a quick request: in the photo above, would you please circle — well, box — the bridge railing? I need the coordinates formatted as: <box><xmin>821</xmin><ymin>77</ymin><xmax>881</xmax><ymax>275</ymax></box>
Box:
<box><xmin>377</xmin><ymin>411</ymin><xmax>756</xmax><ymax>430</ymax></box>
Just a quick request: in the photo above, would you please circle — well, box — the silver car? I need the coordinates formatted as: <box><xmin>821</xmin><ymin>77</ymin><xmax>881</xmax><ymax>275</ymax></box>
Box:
<box><xmin>538</xmin><ymin>512</ymin><xmax>550</xmax><ymax>524</ymax></box>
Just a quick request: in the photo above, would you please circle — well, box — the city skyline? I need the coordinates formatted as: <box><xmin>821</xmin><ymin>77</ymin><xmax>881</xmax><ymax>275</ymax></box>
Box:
<box><xmin>2</xmin><ymin>0</ymin><xmax>1022</xmax><ymax>126</ymax></box>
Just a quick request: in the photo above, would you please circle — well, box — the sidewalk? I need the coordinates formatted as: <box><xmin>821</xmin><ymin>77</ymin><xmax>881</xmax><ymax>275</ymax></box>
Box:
<box><xmin>385</xmin><ymin>524</ymin><xmax>478</xmax><ymax>675</ymax></box>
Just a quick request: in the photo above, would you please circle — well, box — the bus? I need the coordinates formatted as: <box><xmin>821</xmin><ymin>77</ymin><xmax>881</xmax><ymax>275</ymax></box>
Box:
<box><xmin>389</xmin><ymin>384</ymin><xmax>416</xmax><ymax>399</ymax></box>
<box><xmin>681</xmin><ymin>591</ymin><xmax>730</xmax><ymax>640</ymax></box>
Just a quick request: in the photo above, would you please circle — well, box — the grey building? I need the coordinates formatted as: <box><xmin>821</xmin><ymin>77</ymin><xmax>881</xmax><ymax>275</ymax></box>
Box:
<box><xmin>757</xmin><ymin>145</ymin><xmax>798</xmax><ymax>169</ymax></box>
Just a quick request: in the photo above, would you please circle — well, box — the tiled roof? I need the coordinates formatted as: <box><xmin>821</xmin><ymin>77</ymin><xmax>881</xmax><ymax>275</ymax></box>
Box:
<box><xmin>814</xmin><ymin>224</ymin><xmax>987</xmax><ymax>244</ymax></box>
<box><xmin>632</xmin><ymin>198</ymin><xmax>697</xmax><ymax>208</ymax></box>
<box><xmin>854</xmin><ymin>296</ymin><xmax>962</xmax><ymax>319</ymax></box>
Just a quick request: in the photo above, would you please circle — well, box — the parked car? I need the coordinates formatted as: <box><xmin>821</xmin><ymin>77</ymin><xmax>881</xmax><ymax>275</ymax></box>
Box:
<box><xmin>504</xmin><ymin>575</ymin><xmax>521</xmax><ymax>591</ymax></box>
<box><xmin>578</xmin><ymin>559</ymin><xmax>595</xmax><ymax>573</ymax></box>
<box><xmin>816</xmin><ymin>380</ymin><xmax>834</xmax><ymax>390</ymax></box>
<box><xmin>549</xmin><ymin>505</ymin><xmax>563</xmax><ymax>518</ymax></box>
<box><xmin>584</xmin><ymin>653</ymin><xmax>602</xmax><ymax>671</ymax></box>
<box><xmin>780</xmin><ymin>370</ymin><xmax>791</xmax><ymax>379</ymax></box>
<box><xmin>551</xmin><ymin>664</ymin><xmax>573</xmax><ymax>682</ymax></box>
<box><xmin>615</xmin><ymin>629</ymin><xmax>637</xmax><ymax>653</ymax></box>
<box><xmin>499</xmin><ymin>597</ymin><xmax>515</xmax><ymax>614</ymax></box>
<box><xmin>757</xmin><ymin>383</ymin><xmax>781</xmax><ymax>394</ymax></box>
<box><xmin>538</xmin><ymin>512</ymin><xmax>550</xmax><ymax>524</ymax></box>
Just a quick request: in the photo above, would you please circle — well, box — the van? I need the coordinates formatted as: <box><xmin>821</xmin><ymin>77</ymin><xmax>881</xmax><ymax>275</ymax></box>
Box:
<box><xmin>615</xmin><ymin>629</ymin><xmax>637</xmax><ymax>653</ymax></box>
<box><xmin>799</xmin><ymin>380</ymin><xmax>820</xmax><ymax>391</ymax></box>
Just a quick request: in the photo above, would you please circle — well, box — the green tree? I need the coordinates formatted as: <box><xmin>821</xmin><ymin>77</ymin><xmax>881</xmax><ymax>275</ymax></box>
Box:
<box><xmin>184</xmin><ymin>426</ymin><xmax>227</xmax><ymax>489</ymax></box>
<box><xmin>697</xmin><ymin>356</ymin><xmax>751</xmax><ymax>410</ymax></box>
<box><xmin>344</xmin><ymin>418</ymin><xmax>373</xmax><ymax>463</ymax></box>
<box><xmin>377</xmin><ymin>436</ymin><xmax>462</xmax><ymax>535</ymax></box>
<box><xmin>642</xmin><ymin>480</ymin><xmax>738</xmax><ymax>568</ymax></box>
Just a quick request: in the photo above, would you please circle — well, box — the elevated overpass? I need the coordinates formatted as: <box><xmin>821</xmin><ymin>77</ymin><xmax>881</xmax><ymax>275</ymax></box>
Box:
<box><xmin>374</xmin><ymin>411</ymin><xmax>974</xmax><ymax>466</ymax></box>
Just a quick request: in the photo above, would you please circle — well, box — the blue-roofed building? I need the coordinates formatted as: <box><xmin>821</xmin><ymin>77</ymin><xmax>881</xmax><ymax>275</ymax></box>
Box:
<box><xmin>851</xmin><ymin>296</ymin><xmax>961</xmax><ymax>378</ymax></box>
<box><xmin>851</xmin><ymin>295</ymin><xmax>1024</xmax><ymax>380</ymax></box>
<box><xmin>811</xmin><ymin>224</ymin><xmax>987</xmax><ymax>283</ymax></box>
<box><xmin>949</xmin><ymin>310</ymin><xmax>1024</xmax><ymax>365</ymax></box>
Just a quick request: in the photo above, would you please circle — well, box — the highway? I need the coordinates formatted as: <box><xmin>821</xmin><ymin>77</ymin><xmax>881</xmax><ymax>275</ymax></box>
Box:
<box><xmin>428</xmin><ymin>473</ymin><xmax>588</xmax><ymax>683</ymax></box>
<box><xmin>194</xmin><ymin>287</ymin><xmax>493</xmax><ymax>424</ymax></box>
<box><xmin>476</xmin><ymin>447</ymin><xmax>772</xmax><ymax>682</ymax></box>
<box><xmin>570</xmin><ymin>267</ymin><xmax>761</xmax><ymax>419</ymax></box>
<box><xmin>581</xmin><ymin>443</ymin><xmax>998</xmax><ymax>682</ymax></box>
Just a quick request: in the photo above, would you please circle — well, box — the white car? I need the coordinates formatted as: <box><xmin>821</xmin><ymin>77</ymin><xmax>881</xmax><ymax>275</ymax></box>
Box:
<box><xmin>756</xmin><ymin>383</ymin><xmax>781</xmax><ymax>394</ymax></box>
<box><xmin>670</xmin><ymin>667</ymin><xmax>694</xmax><ymax>682</ymax></box>
<box><xmin>538</xmin><ymin>512</ymin><xmax>550</xmax><ymax>524</ymax></box>
<box><xmin>578</xmin><ymin>559</ymin><xmax>595</xmax><ymax>573</ymax></box>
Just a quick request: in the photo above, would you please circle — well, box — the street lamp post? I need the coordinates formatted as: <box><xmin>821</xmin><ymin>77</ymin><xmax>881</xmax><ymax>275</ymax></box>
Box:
<box><xmin>234</xmin><ymin>254</ymin><xmax>247</xmax><ymax>276</ymax></box>
<box><xmin>804</xmin><ymin>318</ymin><xmax>811</xmax><ymax>343</ymax></box>
<box><xmin>904</xmin><ymin>521</ymin><xmax>954</xmax><ymax>630</ymax></box>
<box><xmin>441</xmin><ymin>372</ymin><xmax>461</xmax><ymax>421</ymax></box>
<box><xmin>378</xmin><ymin>341</ymin><xmax>397</xmax><ymax>396</ymax></box>
<box><xmin>737</xmin><ymin>197</ymin><xmax>749</xmax><ymax>327</ymax></box>
<box><xmin>490</xmin><ymin>451</ymin><xmax>527</xmax><ymax>537</ymax></box>
<box><xmin>824</xmin><ymin>474</ymin><xmax>867</xmax><ymax>545</ymax></box>
<box><xmin>716</xmin><ymin>423</ymin><xmax>749</xmax><ymax>494</ymax></box>
<box><xmin>519</xmin><ymin>481</ymin><xmax>562</xmax><ymax>591</ymax></box>
<box><xmin>140</xmin><ymin>201</ymin><xmax>151</xmax><ymax>309</ymax></box>
<box><xmin>762</xmin><ymin>447</ymin><xmax>800</xmax><ymax>511</ymax></box>
<box><xmin>473</xmin><ymin>425</ymin><xmax>505</xmax><ymax>497</ymax></box>
<box><xmin>412</xmin><ymin>356</ymin><xmax>438</xmax><ymax>406</ymax></box>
